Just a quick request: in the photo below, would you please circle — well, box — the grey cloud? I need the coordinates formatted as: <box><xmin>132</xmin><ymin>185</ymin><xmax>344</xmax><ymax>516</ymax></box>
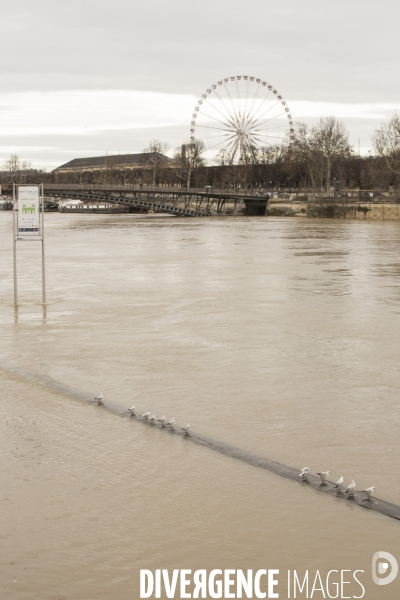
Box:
<box><xmin>0</xmin><ymin>125</ymin><xmax>189</xmax><ymax>169</ymax></box>
<box><xmin>0</xmin><ymin>0</ymin><xmax>399</xmax><ymax>103</ymax></box>
<box><xmin>1</xmin><ymin>0</ymin><xmax>398</xmax><ymax>167</ymax></box>
<box><xmin>0</xmin><ymin>118</ymin><xmax>385</xmax><ymax>170</ymax></box>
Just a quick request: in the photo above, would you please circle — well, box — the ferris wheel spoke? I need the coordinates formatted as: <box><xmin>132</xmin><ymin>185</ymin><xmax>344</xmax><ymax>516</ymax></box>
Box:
<box><xmin>249</xmin><ymin>102</ymin><xmax>283</xmax><ymax>127</ymax></box>
<box><xmin>193</xmin><ymin>76</ymin><xmax>292</xmax><ymax>164</ymax></box>
<box><xmin>231</xmin><ymin>80</ymin><xmax>242</xmax><ymax>123</ymax></box>
<box><xmin>235</xmin><ymin>78</ymin><xmax>244</xmax><ymax>122</ymax></box>
<box><xmin>245</xmin><ymin>86</ymin><xmax>260</xmax><ymax>121</ymax></box>
<box><xmin>204</xmin><ymin>133</ymin><xmax>238</xmax><ymax>142</ymax></box>
<box><xmin>212</xmin><ymin>87</ymin><xmax>238</xmax><ymax>123</ymax></box>
<box><xmin>244</xmin><ymin>82</ymin><xmax>263</xmax><ymax>124</ymax></box>
<box><xmin>241</xmin><ymin>147</ymin><xmax>259</xmax><ymax>161</ymax></box>
<box><xmin>229</xmin><ymin>138</ymin><xmax>241</xmax><ymax>161</ymax></box>
<box><xmin>245</xmin><ymin>79</ymin><xmax>250</xmax><ymax>109</ymax></box>
<box><xmin>248</xmin><ymin>120</ymin><xmax>282</xmax><ymax>136</ymax></box>
<box><xmin>247</xmin><ymin>120</ymin><xmax>274</xmax><ymax>133</ymax></box>
<box><xmin>243</xmin><ymin>82</ymin><xmax>251</xmax><ymax>123</ymax></box>
<box><xmin>203</xmin><ymin>95</ymin><xmax>238</xmax><ymax>129</ymax></box>
<box><xmin>225</xmin><ymin>135</ymin><xmax>238</xmax><ymax>153</ymax></box>
<box><xmin>205</xmin><ymin>135</ymin><xmax>239</xmax><ymax>152</ymax></box>
<box><xmin>222</xmin><ymin>82</ymin><xmax>241</xmax><ymax>123</ymax></box>
<box><xmin>242</xmin><ymin>140</ymin><xmax>257</xmax><ymax>154</ymax></box>
<box><xmin>221</xmin><ymin>82</ymin><xmax>238</xmax><ymax>120</ymax></box>
<box><xmin>195</xmin><ymin>123</ymin><xmax>236</xmax><ymax>134</ymax></box>
<box><xmin>198</xmin><ymin>110</ymin><xmax>236</xmax><ymax>129</ymax></box>
<box><xmin>240</xmin><ymin>103</ymin><xmax>248</xmax><ymax>129</ymax></box>
<box><xmin>250</xmin><ymin>132</ymin><xmax>288</xmax><ymax>141</ymax></box>
<box><xmin>247</xmin><ymin>133</ymin><xmax>263</xmax><ymax>146</ymax></box>
<box><xmin>246</xmin><ymin>135</ymin><xmax>265</xmax><ymax>146</ymax></box>
<box><xmin>206</xmin><ymin>132</ymin><xmax>240</xmax><ymax>145</ymax></box>
<box><xmin>247</xmin><ymin>89</ymin><xmax>276</xmax><ymax>123</ymax></box>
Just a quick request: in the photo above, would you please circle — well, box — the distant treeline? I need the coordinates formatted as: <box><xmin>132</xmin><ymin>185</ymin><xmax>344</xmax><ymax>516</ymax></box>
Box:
<box><xmin>0</xmin><ymin>155</ymin><xmax>398</xmax><ymax>191</ymax></box>
<box><xmin>1</xmin><ymin>115</ymin><xmax>400</xmax><ymax>191</ymax></box>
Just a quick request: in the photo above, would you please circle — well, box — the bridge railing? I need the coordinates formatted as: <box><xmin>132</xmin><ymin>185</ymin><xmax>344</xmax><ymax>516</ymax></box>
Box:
<box><xmin>43</xmin><ymin>184</ymin><xmax>267</xmax><ymax>197</ymax></box>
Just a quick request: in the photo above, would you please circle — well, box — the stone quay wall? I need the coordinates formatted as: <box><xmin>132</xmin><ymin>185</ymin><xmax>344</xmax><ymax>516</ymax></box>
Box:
<box><xmin>265</xmin><ymin>199</ymin><xmax>400</xmax><ymax>220</ymax></box>
<box><xmin>307</xmin><ymin>200</ymin><xmax>400</xmax><ymax>221</ymax></box>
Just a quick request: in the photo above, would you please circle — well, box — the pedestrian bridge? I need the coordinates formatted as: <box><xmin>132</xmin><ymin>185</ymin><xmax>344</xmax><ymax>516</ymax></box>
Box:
<box><xmin>41</xmin><ymin>184</ymin><xmax>269</xmax><ymax>217</ymax></box>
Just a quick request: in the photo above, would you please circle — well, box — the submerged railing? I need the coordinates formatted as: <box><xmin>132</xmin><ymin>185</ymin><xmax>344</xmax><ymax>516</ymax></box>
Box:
<box><xmin>2</xmin><ymin>362</ymin><xmax>399</xmax><ymax>522</ymax></box>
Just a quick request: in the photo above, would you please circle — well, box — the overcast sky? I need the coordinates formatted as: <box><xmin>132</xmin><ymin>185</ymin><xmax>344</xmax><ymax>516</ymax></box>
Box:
<box><xmin>1</xmin><ymin>0</ymin><xmax>399</xmax><ymax>169</ymax></box>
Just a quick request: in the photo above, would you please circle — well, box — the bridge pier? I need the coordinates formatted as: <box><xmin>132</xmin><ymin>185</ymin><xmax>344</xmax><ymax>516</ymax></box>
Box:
<box><xmin>243</xmin><ymin>197</ymin><xmax>269</xmax><ymax>216</ymax></box>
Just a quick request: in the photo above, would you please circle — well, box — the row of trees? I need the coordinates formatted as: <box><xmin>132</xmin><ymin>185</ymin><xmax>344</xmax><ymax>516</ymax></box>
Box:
<box><xmin>0</xmin><ymin>155</ymin><xmax>46</xmax><ymax>184</ymax></box>
<box><xmin>143</xmin><ymin>139</ymin><xmax>205</xmax><ymax>188</ymax></box>
<box><xmin>209</xmin><ymin>115</ymin><xmax>400</xmax><ymax>192</ymax></box>
<box><xmin>2</xmin><ymin>115</ymin><xmax>400</xmax><ymax>191</ymax></box>
<box><xmin>116</xmin><ymin>115</ymin><xmax>400</xmax><ymax>191</ymax></box>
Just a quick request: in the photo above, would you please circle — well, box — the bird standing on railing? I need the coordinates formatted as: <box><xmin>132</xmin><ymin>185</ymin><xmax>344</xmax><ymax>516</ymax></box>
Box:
<box><xmin>91</xmin><ymin>392</ymin><xmax>104</xmax><ymax>406</ymax></box>
<box><xmin>335</xmin><ymin>476</ymin><xmax>344</xmax><ymax>491</ymax></box>
<box><xmin>346</xmin><ymin>480</ymin><xmax>356</xmax><ymax>497</ymax></box>
<box><xmin>316</xmin><ymin>471</ymin><xmax>330</xmax><ymax>483</ymax></box>
<box><xmin>362</xmin><ymin>486</ymin><xmax>375</xmax><ymax>499</ymax></box>
<box><xmin>299</xmin><ymin>467</ymin><xmax>309</xmax><ymax>479</ymax></box>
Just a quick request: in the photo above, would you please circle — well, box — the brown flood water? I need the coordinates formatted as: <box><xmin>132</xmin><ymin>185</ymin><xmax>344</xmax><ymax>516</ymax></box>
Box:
<box><xmin>0</xmin><ymin>212</ymin><xmax>399</xmax><ymax>599</ymax></box>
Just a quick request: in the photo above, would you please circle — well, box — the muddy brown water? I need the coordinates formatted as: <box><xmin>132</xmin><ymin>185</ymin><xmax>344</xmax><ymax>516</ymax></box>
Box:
<box><xmin>0</xmin><ymin>212</ymin><xmax>399</xmax><ymax>599</ymax></box>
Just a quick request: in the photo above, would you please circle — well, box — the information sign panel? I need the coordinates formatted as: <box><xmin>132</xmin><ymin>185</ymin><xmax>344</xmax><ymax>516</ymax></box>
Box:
<box><xmin>17</xmin><ymin>185</ymin><xmax>40</xmax><ymax>235</ymax></box>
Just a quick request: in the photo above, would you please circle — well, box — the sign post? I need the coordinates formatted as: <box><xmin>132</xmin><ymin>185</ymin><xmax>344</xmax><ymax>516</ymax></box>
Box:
<box><xmin>13</xmin><ymin>184</ymin><xmax>46</xmax><ymax>305</ymax></box>
<box><xmin>41</xmin><ymin>184</ymin><xmax>46</xmax><ymax>304</ymax></box>
<box><xmin>12</xmin><ymin>185</ymin><xmax>18</xmax><ymax>305</ymax></box>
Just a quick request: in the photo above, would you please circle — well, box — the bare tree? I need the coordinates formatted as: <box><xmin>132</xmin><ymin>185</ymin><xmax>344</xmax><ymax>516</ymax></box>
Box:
<box><xmin>257</xmin><ymin>144</ymin><xmax>288</xmax><ymax>165</ymax></box>
<box><xmin>143</xmin><ymin>139</ymin><xmax>169</xmax><ymax>185</ymax></box>
<box><xmin>2</xmin><ymin>154</ymin><xmax>33</xmax><ymax>183</ymax></box>
<box><xmin>312</xmin><ymin>117</ymin><xmax>352</xmax><ymax>193</ymax></box>
<box><xmin>291</xmin><ymin>123</ymin><xmax>325</xmax><ymax>189</ymax></box>
<box><xmin>215</xmin><ymin>149</ymin><xmax>235</xmax><ymax>167</ymax></box>
<box><xmin>3</xmin><ymin>154</ymin><xmax>21</xmax><ymax>183</ymax></box>
<box><xmin>174</xmin><ymin>140</ymin><xmax>205</xmax><ymax>188</ymax></box>
<box><xmin>292</xmin><ymin>118</ymin><xmax>351</xmax><ymax>192</ymax></box>
<box><xmin>214</xmin><ymin>149</ymin><xmax>240</xmax><ymax>188</ymax></box>
<box><xmin>237</xmin><ymin>144</ymin><xmax>258</xmax><ymax>188</ymax></box>
<box><xmin>373</xmin><ymin>114</ymin><xmax>400</xmax><ymax>176</ymax></box>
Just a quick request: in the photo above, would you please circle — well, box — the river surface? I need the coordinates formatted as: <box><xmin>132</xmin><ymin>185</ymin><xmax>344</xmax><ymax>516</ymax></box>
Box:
<box><xmin>0</xmin><ymin>212</ymin><xmax>399</xmax><ymax>599</ymax></box>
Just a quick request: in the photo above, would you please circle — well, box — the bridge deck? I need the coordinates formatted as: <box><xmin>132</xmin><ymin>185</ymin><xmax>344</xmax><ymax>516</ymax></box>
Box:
<box><xmin>41</xmin><ymin>185</ymin><xmax>262</xmax><ymax>217</ymax></box>
<box><xmin>1</xmin><ymin>184</ymin><xmax>268</xmax><ymax>217</ymax></box>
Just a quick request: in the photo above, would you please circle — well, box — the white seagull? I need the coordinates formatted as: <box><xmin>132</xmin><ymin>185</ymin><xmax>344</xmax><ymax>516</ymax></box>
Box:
<box><xmin>299</xmin><ymin>467</ymin><xmax>309</xmax><ymax>478</ymax></box>
<box><xmin>346</xmin><ymin>480</ymin><xmax>356</xmax><ymax>496</ymax></box>
<box><xmin>335</xmin><ymin>476</ymin><xmax>344</xmax><ymax>491</ymax></box>
<box><xmin>157</xmin><ymin>416</ymin><xmax>167</xmax><ymax>426</ymax></box>
<box><xmin>92</xmin><ymin>392</ymin><xmax>104</xmax><ymax>405</ymax></box>
<box><xmin>362</xmin><ymin>486</ymin><xmax>375</xmax><ymax>499</ymax></box>
<box><xmin>181</xmin><ymin>424</ymin><xmax>190</xmax><ymax>434</ymax></box>
<box><xmin>128</xmin><ymin>405</ymin><xmax>136</xmax><ymax>415</ymax></box>
<box><xmin>316</xmin><ymin>471</ymin><xmax>330</xmax><ymax>483</ymax></box>
<box><xmin>166</xmin><ymin>418</ymin><xmax>175</xmax><ymax>429</ymax></box>
<box><xmin>147</xmin><ymin>415</ymin><xmax>157</xmax><ymax>424</ymax></box>
<box><xmin>140</xmin><ymin>410</ymin><xmax>151</xmax><ymax>419</ymax></box>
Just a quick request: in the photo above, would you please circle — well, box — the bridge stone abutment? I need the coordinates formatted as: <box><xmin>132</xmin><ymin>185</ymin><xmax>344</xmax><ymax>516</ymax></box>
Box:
<box><xmin>243</xmin><ymin>197</ymin><xmax>270</xmax><ymax>216</ymax></box>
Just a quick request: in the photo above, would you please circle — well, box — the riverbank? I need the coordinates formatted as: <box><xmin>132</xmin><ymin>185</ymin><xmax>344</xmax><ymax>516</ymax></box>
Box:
<box><xmin>267</xmin><ymin>199</ymin><xmax>400</xmax><ymax>220</ymax></box>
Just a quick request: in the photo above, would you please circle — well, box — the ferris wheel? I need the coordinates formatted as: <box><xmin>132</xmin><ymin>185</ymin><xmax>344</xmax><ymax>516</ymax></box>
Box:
<box><xmin>190</xmin><ymin>75</ymin><xmax>294</xmax><ymax>164</ymax></box>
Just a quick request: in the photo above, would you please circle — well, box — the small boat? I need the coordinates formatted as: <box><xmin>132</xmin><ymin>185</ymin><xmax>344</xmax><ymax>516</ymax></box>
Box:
<box><xmin>0</xmin><ymin>199</ymin><xmax>12</xmax><ymax>210</ymax></box>
<box><xmin>44</xmin><ymin>201</ymin><xmax>59</xmax><ymax>212</ymax></box>
<box><xmin>58</xmin><ymin>201</ymin><xmax>129</xmax><ymax>214</ymax></box>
